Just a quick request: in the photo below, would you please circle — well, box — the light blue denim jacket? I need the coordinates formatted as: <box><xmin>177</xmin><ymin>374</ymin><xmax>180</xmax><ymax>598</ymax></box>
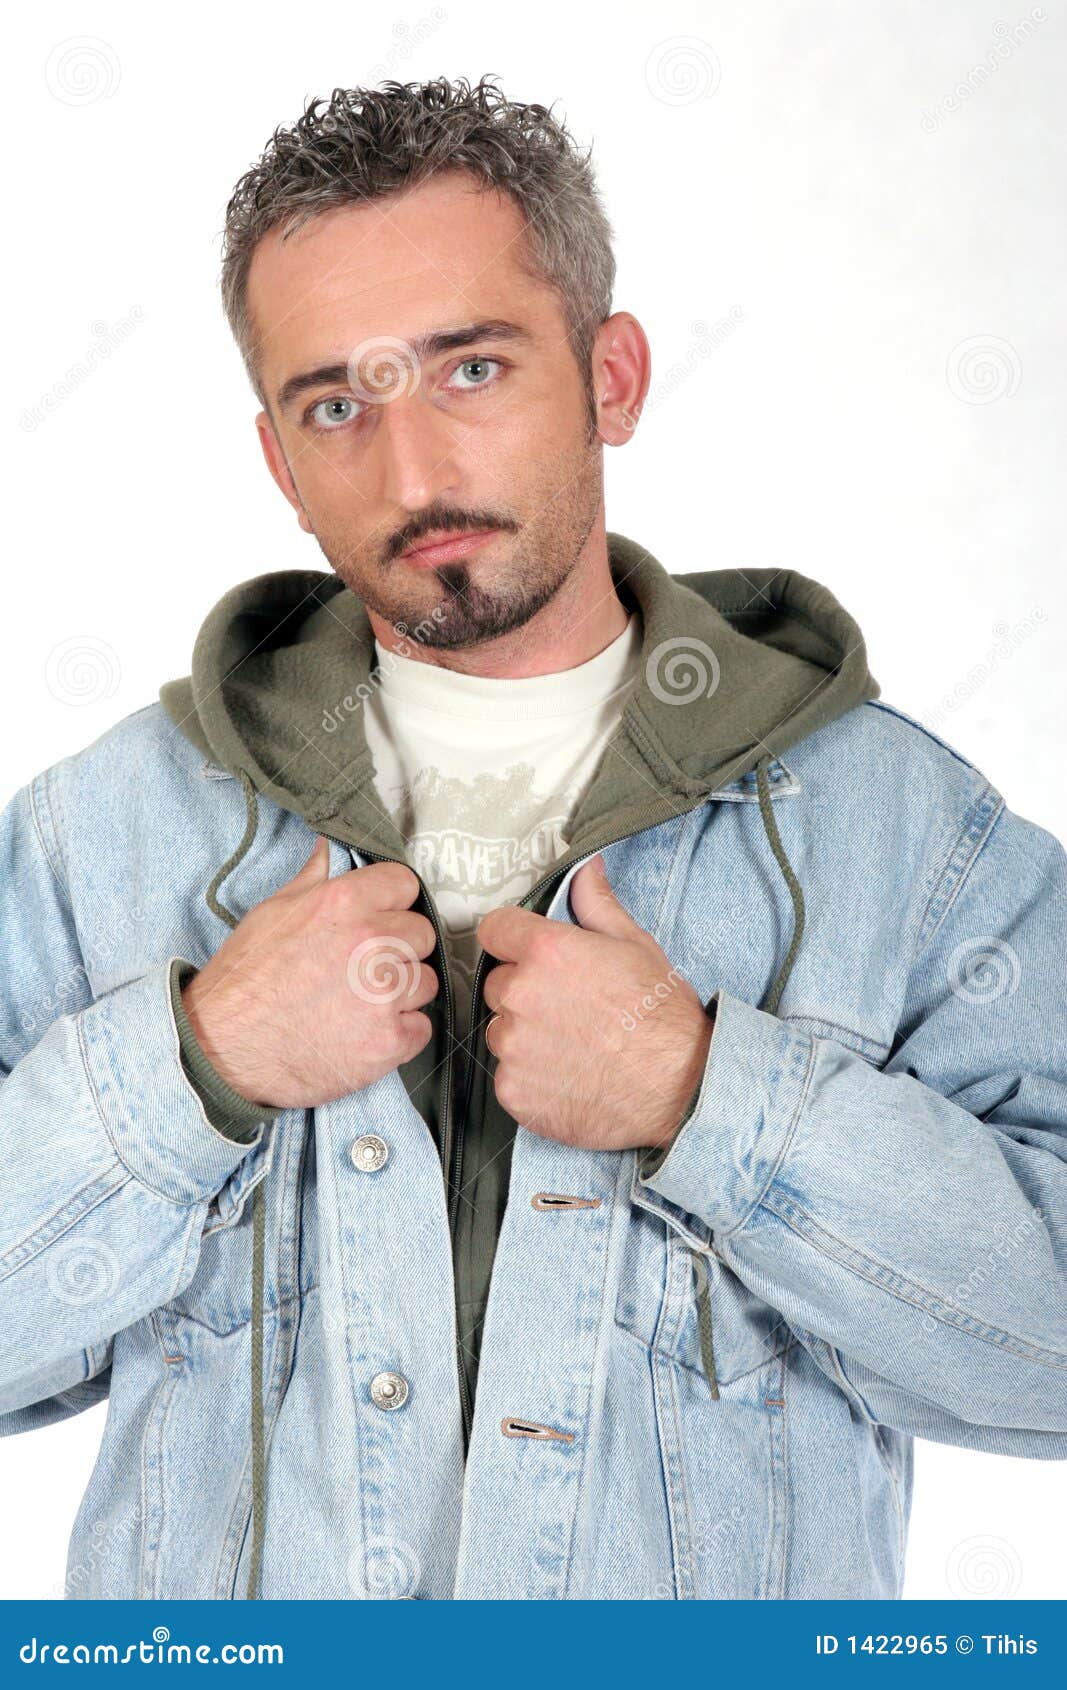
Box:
<box><xmin>1</xmin><ymin>695</ymin><xmax>1066</xmax><ymax>1599</ymax></box>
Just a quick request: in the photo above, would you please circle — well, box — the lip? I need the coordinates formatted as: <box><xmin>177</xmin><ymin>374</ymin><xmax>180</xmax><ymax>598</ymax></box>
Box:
<box><xmin>400</xmin><ymin>528</ymin><xmax>498</xmax><ymax>567</ymax></box>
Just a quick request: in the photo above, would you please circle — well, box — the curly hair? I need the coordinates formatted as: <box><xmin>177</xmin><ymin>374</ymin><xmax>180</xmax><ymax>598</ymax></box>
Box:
<box><xmin>220</xmin><ymin>74</ymin><xmax>616</xmax><ymax>428</ymax></box>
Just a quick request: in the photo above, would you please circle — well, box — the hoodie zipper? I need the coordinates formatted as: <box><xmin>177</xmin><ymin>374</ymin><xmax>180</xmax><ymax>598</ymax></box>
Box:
<box><xmin>317</xmin><ymin>801</ymin><xmax>727</xmax><ymax>1445</ymax></box>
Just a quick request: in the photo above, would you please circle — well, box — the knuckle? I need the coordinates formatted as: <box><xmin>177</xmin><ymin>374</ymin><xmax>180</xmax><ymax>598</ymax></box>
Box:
<box><xmin>526</xmin><ymin>924</ymin><xmax>561</xmax><ymax>966</ymax></box>
<box><xmin>377</xmin><ymin>860</ymin><xmax>421</xmax><ymax>903</ymax></box>
<box><xmin>398</xmin><ymin>1008</ymin><xmax>432</xmax><ymax>1053</ymax></box>
<box><xmin>413</xmin><ymin>913</ymin><xmax>438</xmax><ymax>955</ymax></box>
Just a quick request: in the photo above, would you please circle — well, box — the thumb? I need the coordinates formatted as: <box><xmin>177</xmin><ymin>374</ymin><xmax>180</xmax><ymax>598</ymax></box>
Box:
<box><xmin>285</xmin><ymin>833</ymin><xmax>332</xmax><ymax>890</ymax></box>
<box><xmin>569</xmin><ymin>853</ymin><xmax>641</xmax><ymax>938</ymax></box>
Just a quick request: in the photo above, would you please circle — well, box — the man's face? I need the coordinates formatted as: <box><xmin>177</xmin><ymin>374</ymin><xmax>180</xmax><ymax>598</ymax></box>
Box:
<box><xmin>247</xmin><ymin>169</ymin><xmax>607</xmax><ymax>650</ymax></box>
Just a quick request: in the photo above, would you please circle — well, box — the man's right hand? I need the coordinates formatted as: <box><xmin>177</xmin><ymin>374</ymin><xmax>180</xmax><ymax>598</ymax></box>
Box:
<box><xmin>181</xmin><ymin>836</ymin><xmax>438</xmax><ymax>1109</ymax></box>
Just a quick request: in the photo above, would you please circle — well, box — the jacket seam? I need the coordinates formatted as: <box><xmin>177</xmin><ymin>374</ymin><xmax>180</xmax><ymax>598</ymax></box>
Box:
<box><xmin>716</xmin><ymin>1026</ymin><xmax>819</xmax><ymax>1242</ymax></box>
<box><xmin>762</xmin><ymin>1189</ymin><xmax>1067</xmax><ymax>1369</ymax></box>
<box><xmin>820</xmin><ymin>1341</ymin><xmax>908</xmax><ymax>1561</ymax></box>
<box><xmin>0</xmin><ymin>1166</ymin><xmax>131</xmax><ymax>1284</ymax></box>
<box><xmin>561</xmin><ymin>1153</ymin><xmax>632</xmax><ymax>1595</ymax></box>
<box><xmin>28</xmin><ymin>765</ymin><xmax>73</xmax><ymax>903</ymax></box>
<box><xmin>914</xmin><ymin>784</ymin><xmax>1004</xmax><ymax>957</ymax></box>
<box><xmin>75</xmin><ymin>1012</ymin><xmax>212</xmax><ymax>1210</ymax></box>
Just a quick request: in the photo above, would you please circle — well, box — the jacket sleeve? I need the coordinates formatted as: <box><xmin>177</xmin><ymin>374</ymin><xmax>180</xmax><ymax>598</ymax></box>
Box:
<box><xmin>0</xmin><ymin>770</ymin><xmax>274</xmax><ymax>1423</ymax></box>
<box><xmin>637</xmin><ymin>794</ymin><xmax>1067</xmax><ymax>1454</ymax></box>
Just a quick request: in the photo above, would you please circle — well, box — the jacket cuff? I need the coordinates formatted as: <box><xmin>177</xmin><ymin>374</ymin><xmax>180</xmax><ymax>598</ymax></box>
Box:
<box><xmin>169</xmin><ymin>959</ymin><xmax>281</xmax><ymax>1144</ymax></box>
<box><xmin>77</xmin><ymin>957</ymin><xmax>269</xmax><ymax>1205</ymax></box>
<box><xmin>635</xmin><ymin>987</ymin><xmax>815</xmax><ymax>1236</ymax></box>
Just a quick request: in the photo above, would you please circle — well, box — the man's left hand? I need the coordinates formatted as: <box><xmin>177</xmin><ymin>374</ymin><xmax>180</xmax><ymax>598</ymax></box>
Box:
<box><xmin>476</xmin><ymin>853</ymin><xmax>714</xmax><ymax>1154</ymax></box>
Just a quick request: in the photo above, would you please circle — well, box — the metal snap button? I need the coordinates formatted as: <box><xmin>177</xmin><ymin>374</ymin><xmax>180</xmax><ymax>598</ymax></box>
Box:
<box><xmin>370</xmin><ymin>1371</ymin><xmax>409</xmax><ymax>1411</ymax></box>
<box><xmin>350</xmin><ymin>1134</ymin><xmax>389</xmax><ymax>1172</ymax></box>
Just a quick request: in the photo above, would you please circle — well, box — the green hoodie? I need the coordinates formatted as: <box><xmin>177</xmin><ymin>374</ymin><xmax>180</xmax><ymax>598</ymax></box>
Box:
<box><xmin>160</xmin><ymin>531</ymin><xmax>878</xmax><ymax>1587</ymax></box>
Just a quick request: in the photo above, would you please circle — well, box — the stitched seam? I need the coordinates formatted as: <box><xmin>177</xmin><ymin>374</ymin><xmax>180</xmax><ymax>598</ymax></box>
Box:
<box><xmin>915</xmin><ymin>786</ymin><xmax>1004</xmax><ymax>956</ymax></box>
<box><xmin>612</xmin><ymin>1313</ymin><xmax>799</xmax><ymax>1384</ymax></box>
<box><xmin>764</xmin><ymin>1191</ymin><xmax>1067</xmax><ymax>1368</ymax></box>
<box><xmin>561</xmin><ymin>1153</ymin><xmax>630</xmax><ymax>1594</ymax></box>
<box><xmin>717</xmin><ymin>1027</ymin><xmax>819</xmax><ymax>1242</ymax></box>
<box><xmin>808</xmin><ymin>1338</ymin><xmax>907</xmax><ymax>1584</ymax></box>
<box><xmin>0</xmin><ymin>1167</ymin><xmax>130</xmax><ymax>1283</ymax></box>
<box><xmin>76</xmin><ymin>1010</ymin><xmax>232</xmax><ymax>1210</ymax></box>
<box><xmin>28</xmin><ymin>769</ymin><xmax>72</xmax><ymax>902</ymax></box>
<box><xmin>168</xmin><ymin>1286</ymin><xmax>307</xmax><ymax>1338</ymax></box>
<box><xmin>783</xmin><ymin>1014</ymin><xmax>888</xmax><ymax>1060</ymax></box>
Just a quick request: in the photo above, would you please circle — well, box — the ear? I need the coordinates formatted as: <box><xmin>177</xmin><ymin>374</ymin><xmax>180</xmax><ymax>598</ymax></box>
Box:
<box><xmin>256</xmin><ymin>409</ymin><xmax>313</xmax><ymax>534</ymax></box>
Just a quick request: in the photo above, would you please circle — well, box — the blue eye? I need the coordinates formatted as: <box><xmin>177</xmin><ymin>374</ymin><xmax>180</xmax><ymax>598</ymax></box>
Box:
<box><xmin>308</xmin><ymin>395</ymin><xmax>361</xmax><ymax>431</ymax></box>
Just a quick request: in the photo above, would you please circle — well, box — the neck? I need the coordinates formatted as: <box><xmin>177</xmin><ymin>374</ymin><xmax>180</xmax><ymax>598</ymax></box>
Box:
<box><xmin>370</xmin><ymin>530</ymin><xmax>630</xmax><ymax>679</ymax></box>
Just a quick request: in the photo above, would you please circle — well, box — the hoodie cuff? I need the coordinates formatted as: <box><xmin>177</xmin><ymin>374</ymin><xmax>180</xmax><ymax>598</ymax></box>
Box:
<box><xmin>169</xmin><ymin>959</ymin><xmax>281</xmax><ymax>1144</ymax></box>
<box><xmin>635</xmin><ymin>987</ymin><xmax>813</xmax><ymax>1236</ymax></box>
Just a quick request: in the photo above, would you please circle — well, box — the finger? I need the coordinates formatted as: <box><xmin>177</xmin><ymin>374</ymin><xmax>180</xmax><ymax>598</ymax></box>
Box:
<box><xmin>346</xmin><ymin>859</ymin><xmax>423</xmax><ymax>912</ymax></box>
<box><xmin>568</xmin><ymin>855</ymin><xmax>644</xmax><ymax>938</ymax></box>
<box><xmin>476</xmin><ymin>903</ymin><xmax>553</xmax><ymax>962</ymax></box>
<box><xmin>370</xmin><ymin>908</ymin><xmax>438</xmax><ymax>960</ymax></box>
<box><xmin>482</xmin><ymin>960</ymin><xmax>518</xmax><ymax>1012</ymax></box>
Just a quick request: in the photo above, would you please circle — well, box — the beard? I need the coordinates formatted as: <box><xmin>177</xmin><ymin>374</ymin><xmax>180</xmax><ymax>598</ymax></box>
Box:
<box><xmin>307</xmin><ymin>436</ymin><xmax>603</xmax><ymax>651</ymax></box>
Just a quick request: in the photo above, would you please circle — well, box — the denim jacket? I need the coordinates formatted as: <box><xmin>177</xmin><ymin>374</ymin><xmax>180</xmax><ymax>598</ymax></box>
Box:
<box><xmin>1</xmin><ymin>690</ymin><xmax>1066</xmax><ymax>1599</ymax></box>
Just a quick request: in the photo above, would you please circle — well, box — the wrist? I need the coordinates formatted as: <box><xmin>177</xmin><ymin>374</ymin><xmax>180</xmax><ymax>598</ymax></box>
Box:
<box><xmin>641</xmin><ymin>999</ymin><xmax>716</xmax><ymax>1163</ymax></box>
<box><xmin>180</xmin><ymin>974</ymin><xmax>266</xmax><ymax>1107</ymax></box>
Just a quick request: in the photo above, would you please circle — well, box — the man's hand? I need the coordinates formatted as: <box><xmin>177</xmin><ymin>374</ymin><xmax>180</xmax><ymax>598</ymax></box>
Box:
<box><xmin>182</xmin><ymin>837</ymin><xmax>438</xmax><ymax>1109</ymax></box>
<box><xmin>477</xmin><ymin>853</ymin><xmax>714</xmax><ymax>1154</ymax></box>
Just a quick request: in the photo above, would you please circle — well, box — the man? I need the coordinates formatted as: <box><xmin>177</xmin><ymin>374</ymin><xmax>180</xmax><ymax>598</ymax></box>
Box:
<box><xmin>1</xmin><ymin>75</ymin><xmax>1065</xmax><ymax>1602</ymax></box>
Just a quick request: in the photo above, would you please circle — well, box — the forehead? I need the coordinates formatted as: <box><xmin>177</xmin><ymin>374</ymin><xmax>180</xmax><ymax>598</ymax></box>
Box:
<box><xmin>246</xmin><ymin>170</ymin><xmax>548</xmax><ymax>384</ymax></box>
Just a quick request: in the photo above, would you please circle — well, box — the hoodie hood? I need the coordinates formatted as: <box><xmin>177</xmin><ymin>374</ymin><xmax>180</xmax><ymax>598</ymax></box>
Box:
<box><xmin>160</xmin><ymin>530</ymin><xmax>879</xmax><ymax>864</ymax></box>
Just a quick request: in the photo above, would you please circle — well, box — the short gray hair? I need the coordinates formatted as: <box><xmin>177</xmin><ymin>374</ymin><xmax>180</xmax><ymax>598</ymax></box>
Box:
<box><xmin>220</xmin><ymin>75</ymin><xmax>616</xmax><ymax>430</ymax></box>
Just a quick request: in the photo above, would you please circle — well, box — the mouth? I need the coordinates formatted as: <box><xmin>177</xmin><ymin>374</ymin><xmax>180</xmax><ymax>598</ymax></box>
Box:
<box><xmin>400</xmin><ymin>528</ymin><xmax>499</xmax><ymax>568</ymax></box>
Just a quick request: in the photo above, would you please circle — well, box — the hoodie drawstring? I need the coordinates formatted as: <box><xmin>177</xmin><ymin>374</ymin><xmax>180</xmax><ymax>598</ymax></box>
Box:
<box><xmin>687</xmin><ymin>753</ymin><xmax>806</xmax><ymax>1404</ymax></box>
<box><xmin>200</xmin><ymin>769</ymin><xmax>269</xmax><ymax>1599</ymax></box>
<box><xmin>207</xmin><ymin>756</ymin><xmax>806</xmax><ymax>1596</ymax></box>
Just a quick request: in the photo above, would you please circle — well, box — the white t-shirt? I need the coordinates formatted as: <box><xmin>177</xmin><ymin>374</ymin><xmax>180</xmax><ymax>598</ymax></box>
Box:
<box><xmin>362</xmin><ymin>612</ymin><xmax>643</xmax><ymax>1059</ymax></box>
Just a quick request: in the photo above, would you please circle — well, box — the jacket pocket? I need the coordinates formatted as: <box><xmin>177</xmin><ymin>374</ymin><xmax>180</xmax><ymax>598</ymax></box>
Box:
<box><xmin>615</xmin><ymin>1204</ymin><xmax>794</xmax><ymax>1389</ymax></box>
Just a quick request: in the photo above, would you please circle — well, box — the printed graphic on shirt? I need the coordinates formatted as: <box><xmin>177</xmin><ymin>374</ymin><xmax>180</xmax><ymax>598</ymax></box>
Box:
<box><xmin>380</xmin><ymin>760</ymin><xmax>583</xmax><ymax>1019</ymax></box>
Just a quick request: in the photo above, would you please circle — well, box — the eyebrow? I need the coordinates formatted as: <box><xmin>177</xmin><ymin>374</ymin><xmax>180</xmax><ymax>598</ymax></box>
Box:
<box><xmin>275</xmin><ymin>319</ymin><xmax>534</xmax><ymax>415</ymax></box>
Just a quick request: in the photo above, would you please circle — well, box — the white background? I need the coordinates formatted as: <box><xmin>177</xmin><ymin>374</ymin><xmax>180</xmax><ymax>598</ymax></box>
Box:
<box><xmin>3</xmin><ymin>0</ymin><xmax>1065</xmax><ymax>1600</ymax></box>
